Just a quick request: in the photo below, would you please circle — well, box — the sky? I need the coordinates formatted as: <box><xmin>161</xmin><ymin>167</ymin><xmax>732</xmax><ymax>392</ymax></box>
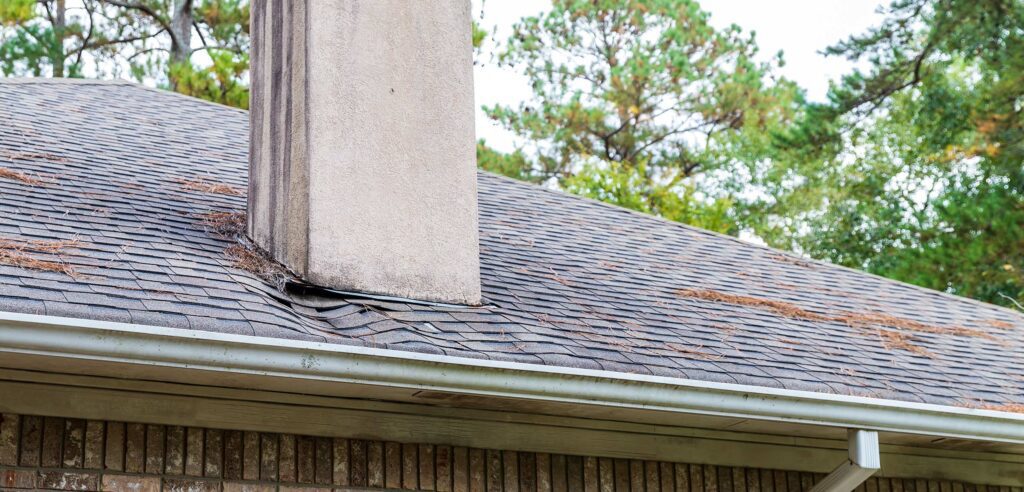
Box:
<box><xmin>472</xmin><ymin>0</ymin><xmax>887</xmax><ymax>152</ymax></box>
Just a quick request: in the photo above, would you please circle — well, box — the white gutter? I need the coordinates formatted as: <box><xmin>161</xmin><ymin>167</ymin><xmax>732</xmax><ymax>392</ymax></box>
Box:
<box><xmin>811</xmin><ymin>430</ymin><xmax>881</xmax><ymax>492</ymax></box>
<box><xmin>1</xmin><ymin>311</ymin><xmax>1023</xmax><ymax>444</ymax></box>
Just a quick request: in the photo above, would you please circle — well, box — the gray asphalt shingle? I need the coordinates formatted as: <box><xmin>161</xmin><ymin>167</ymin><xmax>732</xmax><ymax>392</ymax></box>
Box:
<box><xmin>0</xmin><ymin>79</ymin><xmax>1022</xmax><ymax>409</ymax></box>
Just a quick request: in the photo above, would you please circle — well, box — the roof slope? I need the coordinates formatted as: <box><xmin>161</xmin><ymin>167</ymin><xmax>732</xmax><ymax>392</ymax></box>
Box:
<box><xmin>0</xmin><ymin>79</ymin><xmax>1022</xmax><ymax>408</ymax></box>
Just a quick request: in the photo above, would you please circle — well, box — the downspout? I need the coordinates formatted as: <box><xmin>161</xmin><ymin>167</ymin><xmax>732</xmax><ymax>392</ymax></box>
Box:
<box><xmin>811</xmin><ymin>430</ymin><xmax>881</xmax><ymax>492</ymax></box>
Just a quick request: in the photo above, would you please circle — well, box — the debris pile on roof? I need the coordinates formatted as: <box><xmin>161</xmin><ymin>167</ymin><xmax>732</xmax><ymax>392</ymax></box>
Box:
<box><xmin>676</xmin><ymin>288</ymin><xmax>828</xmax><ymax>322</ymax></box>
<box><xmin>195</xmin><ymin>210</ymin><xmax>246</xmax><ymax>237</ymax></box>
<box><xmin>676</xmin><ymin>288</ymin><xmax>996</xmax><ymax>356</ymax></box>
<box><xmin>225</xmin><ymin>241</ymin><xmax>290</xmax><ymax>288</ymax></box>
<box><xmin>0</xmin><ymin>167</ymin><xmax>46</xmax><ymax>186</ymax></box>
<box><xmin>0</xmin><ymin>238</ymin><xmax>81</xmax><ymax>277</ymax></box>
<box><xmin>875</xmin><ymin>329</ymin><xmax>932</xmax><ymax>357</ymax></box>
<box><xmin>975</xmin><ymin>403</ymin><xmax>1024</xmax><ymax>414</ymax></box>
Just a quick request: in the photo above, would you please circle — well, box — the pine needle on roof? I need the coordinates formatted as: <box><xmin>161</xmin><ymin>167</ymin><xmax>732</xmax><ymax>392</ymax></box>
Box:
<box><xmin>225</xmin><ymin>241</ymin><xmax>289</xmax><ymax>288</ymax></box>
<box><xmin>986</xmin><ymin>319</ymin><xmax>1014</xmax><ymax>329</ymax></box>
<box><xmin>177</xmin><ymin>177</ymin><xmax>244</xmax><ymax>196</ymax></box>
<box><xmin>0</xmin><ymin>167</ymin><xmax>46</xmax><ymax>186</ymax></box>
<box><xmin>875</xmin><ymin>329</ymin><xmax>932</xmax><ymax>357</ymax></box>
<box><xmin>195</xmin><ymin>210</ymin><xmax>246</xmax><ymax>237</ymax></box>
<box><xmin>0</xmin><ymin>150</ymin><xmax>68</xmax><ymax>163</ymax></box>
<box><xmin>974</xmin><ymin>403</ymin><xmax>1024</xmax><ymax>414</ymax></box>
<box><xmin>666</xmin><ymin>343</ymin><xmax>723</xmax><ymax>360</ymax></box>
<box><xmin>676</xmin><ymin>289</ymin><xmax>830</xmax><ymax>322</ymax></box>
<box><xmin>767</xmin><ymin>254</ymin><xmax>816</xmax><ymax>268</ymax></box>
<box><xmin>850</xmin><ymin>312</ymin><xmax>989</xmax><ymax>338</ymax></box>
<box><xmin>0</xmin><ymin>238</ymin><xmax>82</xmax><ymax>276</ymax></box>
<box><xmin>675</xmin><ymin>288</ymin><xmax>996</xmax><ymax>357</ymax></box>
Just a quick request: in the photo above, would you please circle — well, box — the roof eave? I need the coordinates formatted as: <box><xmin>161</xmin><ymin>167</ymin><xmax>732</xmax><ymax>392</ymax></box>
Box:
<box><xmin>1</xmin><ymin>311</ymin><xmax>1022</xmax><ymax>444</ymax></box>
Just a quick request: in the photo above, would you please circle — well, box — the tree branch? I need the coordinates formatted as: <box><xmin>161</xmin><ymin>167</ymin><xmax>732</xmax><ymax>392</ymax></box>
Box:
<box><xmin>127</xmin><ymin>46</ymin><xmax>168</xmax><ymax>61</ymax></box>
<box><xmin>998</xmin><ymin>293</ymin><xmax>1024</xmax><ymax>312</ymax></box>
<box><xmin>192</xmin><ymin>20</ymin><xmax>207</xmax><ymax>46</ymax></box>
<box><xmin>99</xmin><ymin>0</ymin><xmax>177</xmax><ymax>48</ymax></box>
<box><xmin>71</xmin><ymin>0</ymin><xmax>97</xmax><ymax>68</ymax></box>
<box><xmin>83</xmin><ymin>31</ymin><xmax>162</xmax><ymax>50</ymax></box>
<box><xmin>190</xmin><ymin>45</ymin><xmax>243</xmax><ymax>55</ymax></box>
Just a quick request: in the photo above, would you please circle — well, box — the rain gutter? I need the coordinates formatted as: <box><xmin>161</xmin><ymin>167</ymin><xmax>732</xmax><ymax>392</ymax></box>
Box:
<box><xmin>0</xmin><ymin>311</ymin><xmax>1022</xmax><ymax>444</ymax></box>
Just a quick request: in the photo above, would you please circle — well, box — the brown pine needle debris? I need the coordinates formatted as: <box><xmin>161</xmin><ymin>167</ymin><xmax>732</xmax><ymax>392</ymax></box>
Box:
<box><xmin>0</xmin><ymin>150</ymin><xmax>68</xmax><ymax>163</ymax></box>
<box><xmin>767</xmin><ymin>254</ymin><xmax>816</xmax><ymax>268</ymax></box>
<box><xmin>876</xmin><ymin>329</ymin><xmax>932</xmax><ymax>357</ymax></box>
<box><xmin>177</xmin><ymin>177</ymin><xmax>244</xmax><ymax>196</ymax></box>
<box><xmin>225</xmin><ymin>242</ymin><xmax>288</xmax><ymax>287</ymax></box>
<box><xmin>678</xmin><ymin>288</ymin><xmax>828</xmax><ymax>321</ymax></box>
<box><xmin>514</xmin><ymin>266</ymin><xmax>576</xmax><ymax>286</ymax></box>
<box><xmin>0</xmin><ymin>238</ymin><xmax>82</xmax><ymax>276</ymax></box>
<box><xmin>195</xmin><ymin>210</ymin><xmax>246</xmax><ymax>237</ymax></box>
<box><xmin>544</xmin><ymin>267</ymin><xmax>575</xmax><ymax>287</ymax></box>
<box><xmin>986</xmin><ymin>319</ymin><xmax>1014</xmax><ymax>329</ymax></box>
<box><xmin>675</xmin><ymin>288</ymin><xmax>998</xmax><ymax>356</ymax></box>
<box><xmin>974</xmin><ymin>403</ymin><xmax>1024</xmax><ymax>414</ymax></box>
<box><xmin>0</xmin><ymin>167</ymin><xmax>46</xmax><ymax>186</ymax></box>
<box><xmin>226</xmin><ymin>243</ymin><xmax>274</xmax><ymax>274</ymax></box>
<box><xmin>666</xmin><ymin>343</ymin><xmax>723</xmax><ymax>360</ymax></box>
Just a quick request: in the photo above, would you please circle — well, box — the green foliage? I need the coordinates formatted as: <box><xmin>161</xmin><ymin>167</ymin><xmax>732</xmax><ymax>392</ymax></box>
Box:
<box><xmin>485</xmin><ymin>0</ymin><xmax>798</xmax><ymax>232</ymax></box>
<box><xmin>0</xmin><ymin>0</ymin><xmax>250</xmax><ymax>108</ymax></box>
<box><xmin>564</xmin><ymin>160</ymin><xmax>736</xmax><ymax>233</ymax></box>
<box><xmin>0</xmin><ymin>23</ymin><xmax>55</xmax><ymax>76</ymax></box>
<box><xmin>477</xmin><ymin>140</ymin><xmax>539</xmax><ymax>183</ymax></box>
<box><xmin>0</xmin><ymin>1</ymin><xmax>79</xmax><ymax>77</ymax></box>
<box><xmin>472</xmin><ymin>21</ymin><xmax>487</xmax><ymax>50</ymax></box>
<box><xmin>196</xmin><ymin>0</ymin><xmax>248</xmax><ymax>42</ymax></box>
<box><xmin>167</xmin><ymin>0</ymin><xmax>250</xmax><ymax>106</ymax></box>
<box><xmin>761</xmin><ymin>0</ymin><xmax>1024</xmax><ymax>308</ymax></box>
<box><xmin>0</xmin><ymin>0</ymin><xmax>35</xmax><ymax>25</ymax></box>
<box><xmin>168</xmin><ymin>50</ymin><xmax>248</xmax><ymax>109</ymax></box>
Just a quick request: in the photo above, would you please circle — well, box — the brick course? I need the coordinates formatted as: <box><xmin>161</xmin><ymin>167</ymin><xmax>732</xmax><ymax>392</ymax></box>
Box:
<box><xmin>0</xmin><ymin>413</ymin><xmax>1014</xmax><ymax>492</ymax></box>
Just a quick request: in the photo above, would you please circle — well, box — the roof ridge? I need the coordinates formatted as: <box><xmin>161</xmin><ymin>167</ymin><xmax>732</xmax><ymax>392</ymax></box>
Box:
<box><xmin>131</xmin><ymin>83</ymin><xmax>249</xmax><ymax>113</ymax></box>
<box><xmin>0</xmin><ymin>77</ymin><xmax>135</xmax><ymax>85</ymax></box>
<box><xmin>0</xmin><ymin>76</ymin><xmax>248</xmax><ymax>113</ymax></box>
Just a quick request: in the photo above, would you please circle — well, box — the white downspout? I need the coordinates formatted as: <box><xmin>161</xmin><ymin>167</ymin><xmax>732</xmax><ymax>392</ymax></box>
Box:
<box><xmin>811</xmin><ymin>429</ymin><xmax>881</xmax><ymax>492</ymax></box>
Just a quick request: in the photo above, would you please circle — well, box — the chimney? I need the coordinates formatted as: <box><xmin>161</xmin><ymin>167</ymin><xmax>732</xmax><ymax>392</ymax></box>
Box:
<box><xmin>248</xmin><ymin>0</ymin><xmax>481</xmax><ymax>305</ymax></box>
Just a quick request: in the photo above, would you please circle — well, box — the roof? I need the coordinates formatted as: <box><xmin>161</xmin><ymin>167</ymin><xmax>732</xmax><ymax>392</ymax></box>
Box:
<box><xmin>0</xmin><ymin>78</ymin><xmax>1021</xmax><ymax>409</ymax></box>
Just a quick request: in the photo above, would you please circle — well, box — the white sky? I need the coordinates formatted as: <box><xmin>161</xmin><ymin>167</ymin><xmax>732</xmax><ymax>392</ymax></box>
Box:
<box><xmin>472</xmin><ymin>0</ymin><xmax>887</xmax><ymax>152</ymax></box>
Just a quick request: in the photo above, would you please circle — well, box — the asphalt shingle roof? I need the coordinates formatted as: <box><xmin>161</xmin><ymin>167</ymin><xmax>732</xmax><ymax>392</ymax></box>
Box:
<box><xmin>1</xmin><ymin>79</ymin><xmax>1022</xmax><ymax>408</ymax></box>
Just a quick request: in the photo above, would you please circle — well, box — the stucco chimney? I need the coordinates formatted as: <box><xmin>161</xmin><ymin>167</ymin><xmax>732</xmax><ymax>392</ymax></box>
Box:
<box><xmin>248</xmin><ymin>0</ymin><xmax>481</xmax><ymax>305</ymax></box>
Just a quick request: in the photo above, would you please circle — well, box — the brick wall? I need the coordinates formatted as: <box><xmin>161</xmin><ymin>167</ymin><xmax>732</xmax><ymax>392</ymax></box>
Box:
<box><xmin>0</xmin><ymin>413</ymin><xmax>1006</xmax><ymax>492</ymax></box>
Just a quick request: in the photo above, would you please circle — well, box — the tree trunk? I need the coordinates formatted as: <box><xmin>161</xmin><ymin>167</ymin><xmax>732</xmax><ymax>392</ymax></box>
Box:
<box><xmin>169</xmin><ymin>0</ymin><xmax>193</xmax><ymax>67</ymax></box>
<box><xmin>53</xmin><ymin>0</ymin><xmax>66</xmax><ymax>77</ymax></box>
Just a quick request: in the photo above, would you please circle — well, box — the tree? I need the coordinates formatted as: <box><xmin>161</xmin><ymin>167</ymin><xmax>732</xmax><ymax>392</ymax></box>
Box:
<box><xmin>477</xmin><ymin>140</ymin><xmax>538</xmax><ymax>183</ymax></box>
<box><xmin>483</xmin><ymin>0</ymin><xmax>799</xmax><ymax>233</ymax></box>
<box><xmin>759</xmin><ymin>0</ymin><xmax>1024</xmax><ymax>307</ymax></box>
<box><xmin>0</xmin><ymin>0</ymin><xmax>249</xmax><ymax>108</ymax></box>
